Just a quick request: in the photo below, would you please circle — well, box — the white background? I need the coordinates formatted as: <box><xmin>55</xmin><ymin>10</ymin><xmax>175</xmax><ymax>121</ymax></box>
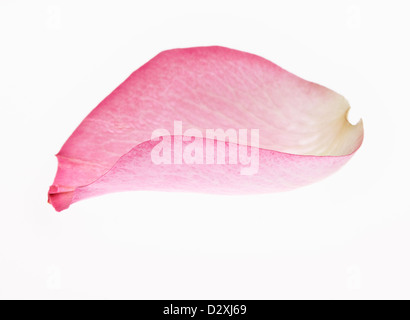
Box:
<box><xmin>0</xmin><ymin>0</ymin><xmax>409</xmax><ymax>300</ymax></box>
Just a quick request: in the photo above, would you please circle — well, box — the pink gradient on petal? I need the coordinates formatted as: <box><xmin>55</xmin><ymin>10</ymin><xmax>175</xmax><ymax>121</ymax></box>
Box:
<box><xmin>48</xmin><ymin>46</ymin><xmax>363</xmax><ymax>212</ymax></box>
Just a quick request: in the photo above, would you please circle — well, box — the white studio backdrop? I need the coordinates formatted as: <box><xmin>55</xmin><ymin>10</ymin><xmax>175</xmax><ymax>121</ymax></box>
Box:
<box><xmin>0</xmin><ymin>0</ymin><xmax>409</xmax><ymax>299</ymax></box>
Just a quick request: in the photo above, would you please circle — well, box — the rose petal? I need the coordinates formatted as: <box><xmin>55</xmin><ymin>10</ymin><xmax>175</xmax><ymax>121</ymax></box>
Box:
<box><xmin>49</xmin><ymin>46</ymin><xmax>364</xmax><ymax>212</ymax></box>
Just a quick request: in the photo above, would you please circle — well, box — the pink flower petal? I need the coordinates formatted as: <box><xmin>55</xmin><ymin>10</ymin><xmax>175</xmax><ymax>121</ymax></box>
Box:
<box><xmin>48</xmin><ymin>46</ymin><xmax>364</xmax><ymax>212</ymax></box>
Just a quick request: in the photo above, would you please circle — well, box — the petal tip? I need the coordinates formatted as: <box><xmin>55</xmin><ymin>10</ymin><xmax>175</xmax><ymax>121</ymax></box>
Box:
<box><xmin>48</xmin><ymin>188</ymin><xmax>74</xmax><ymax>212</ymax></box>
